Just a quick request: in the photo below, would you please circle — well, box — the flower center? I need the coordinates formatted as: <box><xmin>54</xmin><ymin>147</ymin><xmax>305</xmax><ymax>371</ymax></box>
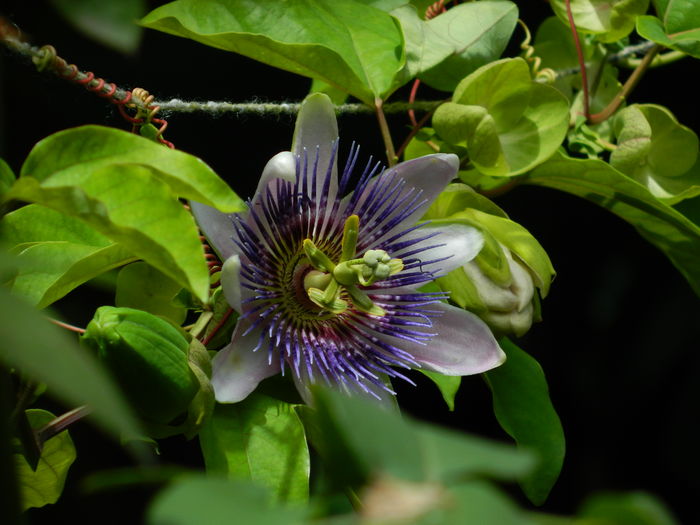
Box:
<box><xmin>302</xmin><ymin>215</ymin><xmax>403</xmax><ymax>316</ymax></box>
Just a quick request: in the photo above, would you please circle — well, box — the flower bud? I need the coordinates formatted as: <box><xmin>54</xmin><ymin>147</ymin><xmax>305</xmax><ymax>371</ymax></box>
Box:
<box><xmin>423</xmin><ymin>184</ymin><xmax>555</xmax><ymax>337</ymax></box>
<box><xmin>81</xmin><ymin>306</ymin><xmax>199</xmax><ymax>425</ymax></box>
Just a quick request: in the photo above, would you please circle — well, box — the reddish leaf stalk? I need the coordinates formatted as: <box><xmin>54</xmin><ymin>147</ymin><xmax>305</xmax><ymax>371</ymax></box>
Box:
<box><xmin>564</xmin><ymin>0</ymin><xmax>590</xmax><ymax>119</ymax></box>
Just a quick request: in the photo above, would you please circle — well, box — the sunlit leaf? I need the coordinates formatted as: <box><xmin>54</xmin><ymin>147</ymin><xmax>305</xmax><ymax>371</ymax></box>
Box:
<box><xmin>0</xmin><ymin>287</ymin><xmax>142</xmax><ymax>444</ymax></box>
<box><xmin>50</xmin><ymin>0</ymin><xmax>147</xmax><ymax>54</ymax></box>
<box><xmin>433</xmin><ymin>58</ymin><xmax>569</xmax><ymax>177</ymax></box>
<box><xmin>611</xmin><ymin>104</ymin><xmax>700</xmax><ymax>203</ymax></box>
<box><xmin>637</xmin><ymin>1</ymin><xmax>700</xmax><ymax>58</ymax></box>
<box><xmin>550</xmin><ymin>0</ymin><xmax>650</xmax><ymax>43</ymax></box>
<box><xmin>5</xmin><ymin>165</ymin><xmax>210</xmax><ymax>302</ymax></box>
<box><xmin>199</xmin><ymin>394</ymin><xmax>310</xmax><ymax>503</ymax></box>
<box><xmin>393</xmin><ymin>0</ymin><xmax>518</xmax><ymax>91</ymax></box>
<box><xmin>140</xmin><ymin>0</ymin><xmax>405</xmax><ymax>103</ymax></box>
<box><xmin>116</xmin><ymin>262</ymin><xmax>187</xmax><ymax>324</ymax></box>
<box><xmin>1</xmin><ymin>205</ymin><xmax>135</xmax><ymax>308</ymax></box>
<box><xmin>20</xmin><ymin>125</ymin><xmax>243</xmax><ymax>213</ymax></box>
<box><xmin>14</xmin><ymin>409</ymin><xmax>76</xmax><ymax>511</ymax></box>
<box><xmin>526</xmin><ymin>151</ymin><xmax>700</xmax><ymax>297</ymax></box>
<box><xmin>484</xmin><ymin>338</ymin><xmax>565</xmax><ymax>505</ymax></box>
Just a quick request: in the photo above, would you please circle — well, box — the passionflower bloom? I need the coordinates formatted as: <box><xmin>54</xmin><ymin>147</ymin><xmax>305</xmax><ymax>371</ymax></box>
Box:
<box><xmin>192</xmin><ymin>94</ymin><xmax>505</xmax><ymax>403</ymax></box>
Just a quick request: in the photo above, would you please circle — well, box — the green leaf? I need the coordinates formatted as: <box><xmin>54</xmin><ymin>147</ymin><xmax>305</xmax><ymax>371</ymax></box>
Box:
<box><xmin>309</xmin><ymin>78</ymin><xmax>348</xmax><ymax>105</ymax></box>
<box><xmin>484</xmin><ymin>338</ymin><xmax>565</xmax><ymax>505</ymax></box>
<box><xmin>611</xmin><ymin>104</ymin><xmax>700</xmax><ymax>203</ymax></box>
<box><xmin>146</xmin><ymin>476</ymin><xmax>308</xmax><ymax>525</ymax></box>
<box><xmin>116</xmin><ymin>262</ymin><xmax>187</xmax><ymax>324</ymax></box>
<box><xmin>433</xmin><ymin>58</ymin><xmax>569</xmax><ymax>177</ymax></box>
<box><xmin>434</xmin><ymin>481</ymin><xmax>537</xmax><ymax>524</ymax></box>
<box><xmin>420</xmin><ymin>370</ymin><xmax>461</xmax><ymax>411</ymax></box>
<box><xmin>6</xmin><ymin>165</ymin><xmax>210</xmax><ymax>303</ymax></box>
<box><xmin>550</xmin><ymin>0</ymin><xmax>650</xmax><ymax>43</ymax></box>
<box><xmin>14</xmin><ymin>409</ymin><xmax>77</xmax><ymax>511</ymax></box>
<box><xmin>414</xmin><ymin>423</ymin><xmax>536</xmax><ymax>483</ymax></box>
<box><xmin>199</xmin><ymin>394</ymin><xmax>310</xmax><ymax>504</ymax></box>
<box><xmin>49</xmin><ymin>0</ymin><xmax>147</xmax><ymax>54</ymax></box>
<box><xmin>0</xmin><ymin>158</ymin><xmax>15</xmax><ymax>199</ymax></box>
<box><xmin>20</xmin><ymin>125</ymin><xmax>243</xmax><ymax>213</ymax></box>
<box><xmin>525</xmin><ymin>151</ymin><xmax>700</xmax><ymax>297</ymax></box>
<box><xmin>393</xmin><ymin>1</ymin><xmax>518</xmax><ymax>91</ymax></box>
<box><xmin>579</xmin><ymin>491</ymin><xmax>679</xmax><ymax>524</ymax></box>
<box><xmin>0</xmin><ymin>287</ymin><xmax>142</xmax><ymax>445</ymax></box>
<box><xmin>1</xmin><ymin>205</ymin><xmax>135</xmax><ymax>308</ymax></box>
<box><xmin>140</xmin><ymin>0</ymin><xmax>405</xmax><ymax>103</ymax></box>
<box><xmin>307</xmin><ymin>388</ymin><xmax>535</xmax><ymax>487</ymax></box>
<box><xmin>637</xmin><ymin>0</ymin><xmax>700</xmax><ymax>58</ymax></box>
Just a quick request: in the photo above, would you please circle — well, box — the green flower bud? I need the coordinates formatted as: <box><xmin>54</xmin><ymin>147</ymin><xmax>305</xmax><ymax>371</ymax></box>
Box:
<box><xmin>81</xmin><ymin>306</ymin><xmax>199</xmax><ymax>425</ymax></box>
<box><xmin>423</xmin><ymin>184</ymin><xmax>555</xmax><ymax>337</ymax></box>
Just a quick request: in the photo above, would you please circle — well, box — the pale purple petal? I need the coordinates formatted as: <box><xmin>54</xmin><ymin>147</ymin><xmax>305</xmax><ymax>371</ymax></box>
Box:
<box><xmin>345</xmin><ymin>154</ymin><xmax>459</xmax><ymax>246</ymax></box>
<box><xmin>387</xmin><ymin>222</ymin><xmax>484</xmax><ymax>280</ymax></box>
<box><xmin>251</xmin><ymin>151</ymin><xmax>296</xmax><ymax>210</ymax></box>
<box><xmin>375</xmin><ymin>302</ymin><xmax>505</xmax><ymax>376</ymax></box>
<box><xmin>292</xmin><ymin>93</ymin><xmax>339</xmax><ymax>185</ymax></box>
<box><xmin>211</xmin><ymin>321</ymin><xmax>281</xmax><ymax>403</ymax></box>
<box><xmin>190</xmin><ymin>201</ymin><xmax>239</xmax><ymax>261</ymax></box>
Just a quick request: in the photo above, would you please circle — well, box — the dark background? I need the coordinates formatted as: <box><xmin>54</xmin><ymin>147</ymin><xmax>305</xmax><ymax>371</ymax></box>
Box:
<box><xmin>2</xmin><ymin>0</ymin><xmax>699</xmax><ymax>523</ymax></box>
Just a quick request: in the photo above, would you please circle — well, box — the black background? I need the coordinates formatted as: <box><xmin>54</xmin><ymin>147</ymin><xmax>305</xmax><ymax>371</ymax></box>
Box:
<box><xmin>2</xmin><ymin>0</ymin><xmax>699</xmax><ymax>523</ymax></box>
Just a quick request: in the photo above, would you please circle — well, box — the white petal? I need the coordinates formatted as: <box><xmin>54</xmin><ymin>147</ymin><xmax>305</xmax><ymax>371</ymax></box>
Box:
<box><xmin>211</xmin><ymin>322</ymin><xmax>280</xmax><ymax>403</ymax></box>
<box><xmin>377</xmin><ymin>302</ymin><xmax>505</xmax><ymax>376</ymax></box>
<box><xmin>221</xmin><ymin>255</ymin><xmax>243</xmax><ymax>313</ymax></box>
<box><xmin>462</xmin><ymin>260</ymin><xmax>519</xmax><ymax>312</ymax></box>
<box><xmin>251</xmin><ymin>151</ymin><xmax>297</xmax><ymax>209</ymax></box>
<box><xmin>190</xmin><ymin>201</ymin><xmax>239</xmax><ymax>261</ymax></box>
<box><xmin>390</xmin><ymin>222</ymin><xmax>484</xmax><ymax>278</ymax></box>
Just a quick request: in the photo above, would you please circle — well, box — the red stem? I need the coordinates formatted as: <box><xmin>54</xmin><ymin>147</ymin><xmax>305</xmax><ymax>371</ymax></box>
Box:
<box><xmin>201</xmin><ymin>308</ymin><xmax>234</xmax><ymax>346</ymax></box>
<box><xmin>564</xmin><ymin>0</ymin><xmax>590</xmax><ymax>119</ymax></box>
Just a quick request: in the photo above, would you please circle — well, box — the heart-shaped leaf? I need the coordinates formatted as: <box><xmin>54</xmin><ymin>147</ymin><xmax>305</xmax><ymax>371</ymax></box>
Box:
<box><xmin>433</xmin><ymin>58</ymin><xmax>569</xmax><ymax>177</ymax></box>
<box><xmin>611</xmin><ymin>104</ymin><xmax>700</xmax><ymax>203</ymax></box>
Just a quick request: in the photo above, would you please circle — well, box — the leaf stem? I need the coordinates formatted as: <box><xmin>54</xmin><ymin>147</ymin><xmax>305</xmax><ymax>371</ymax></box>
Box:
<box><xmin>36</xmin><ymin>405</ymin><xmax>91</xmax><ymax>447</ymax></box>
<box><xmin>374</xmin><ymin>98</ymin><xmax>397</xmax><ymax>166</ymax></box>
<box><xmin>588</xmin><ymin>44</ymin><xmax>661</xmax><ymax>125</ymax></box>
<box><xmin>564</xmin><ymin>0</ymin><xmax>590</xmax><ymax>119</ymax></box>
<box><xmin>201</xmin><ymin>307</ymin><xmax>234</xmax><ymax>346</ymax></box>
<box><xmin>48</xmin><ymin>318</ymin><xmax>86</xmax><ymax>334</ymax></box>
<box><xmin>395</xmin><ymin>104</ymin><xmax>441</xmax><ymax>160</ymax></box>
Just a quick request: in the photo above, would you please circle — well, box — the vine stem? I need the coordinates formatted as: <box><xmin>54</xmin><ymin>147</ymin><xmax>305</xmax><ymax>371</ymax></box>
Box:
<box><xmin>564</xmin><ymin>0</ymin><xmax>590</xmax><ymax>119</ymax></box>
<box><xmin>374</xmin><ymin>98</ymin><xmax>397</xmax><ymax>166</ymax></box>
<box><xmin>588</xmin><ymin>44</ymin><xmax>661</xmax><ymax>125</ymax></box>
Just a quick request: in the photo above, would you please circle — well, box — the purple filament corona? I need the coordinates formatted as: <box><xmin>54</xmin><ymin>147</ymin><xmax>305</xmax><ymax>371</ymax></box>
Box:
<box><xmin>231</xmin><ymin>143</ymin><xmax>451</xmax><ymax>398</ymax></box>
